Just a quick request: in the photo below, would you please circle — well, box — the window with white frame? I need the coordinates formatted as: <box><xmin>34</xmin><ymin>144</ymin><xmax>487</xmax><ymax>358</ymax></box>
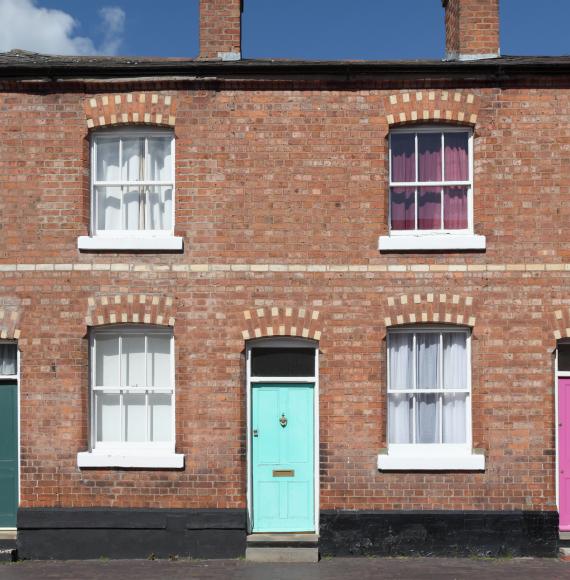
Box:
<box><xmin>90</xmin><ymin>326</ymin><xmax>174</xmax><ymax>449</ymax></box>
<box><xmin>91</xmin><ymin>129</ymin><xmax>174</xmax><ymax>234</ymax></box>
<box><xmin>387</xmin><ymin>327</ymin><xmax>470</xmax><ymax>446</ymax></box>
<box><xmin>389</xmin><ymin>127</ymin><xmax>472</xmax><ymax>233</ymax></box>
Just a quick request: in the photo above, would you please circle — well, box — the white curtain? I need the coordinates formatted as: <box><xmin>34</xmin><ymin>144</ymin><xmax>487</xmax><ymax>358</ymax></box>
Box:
<box><xmin>96</xmin><ymin>393</ymin><xmax>120</xmax><ymax>442</ymax></box>
<box><xmin>150</xmin><ymin>393</ymin><xmax>172</xmax><ymax>442</ymax></box>
<box><xmin>417</xmin><ymin>333</ymin><xmax>439</xmax><ymax>389</ymax></box>
<box><xmin>123</xmin><ymin>393</ymin><xmax>146</xmax><ymax>442</ymax></box>
<box><xmin>147</xmin><ymin>336</ymin><xmax>171</xmax><ymax>388</ymax></box>
<box><xmin>416</xmin><ymin>393</ymin><xmax>440</xmax><ymax>443</ymax></box>
<box><xmin>389</xmin><ymin>333</ymin><xmax>413</xmax><ymax>389</ymax></box>
<box><xmin>121</xmin><ymin>335</ymin><xmax>145</xmax><ymax>387</ymax></box>
<box><xmin>443</xmin><ymin>333</ymin><xmax>466</xmax><ymax>389</ymax></box>
<box><xmin>95</xmin><ymin>335</ymin><xmax>119</xmax><ymax>387</ymax></box>
<box><xmin>0</xmin><ymin>344</ymin><xmax>16</xmax><ymax>375</ymax></box>
<box><xmin>443</xmin><ymin>393</ymin><xmax>467</xmax><ymax>443</ymax></box>
<box><xmin>388</xmin><ymin>394</ymin><xmax>413</xmax><ymax>443</ymax></box>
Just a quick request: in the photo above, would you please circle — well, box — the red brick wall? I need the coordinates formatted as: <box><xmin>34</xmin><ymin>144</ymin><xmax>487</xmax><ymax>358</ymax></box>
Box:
<box><xmin>1</xmin><ymin>76</ymin><xmax>568</xmax><ymax>511</ymax></box>
<box><xmin>444</xmin><ymin>0</ymin><xmax>500</xmax><ymax>58</ymax></box>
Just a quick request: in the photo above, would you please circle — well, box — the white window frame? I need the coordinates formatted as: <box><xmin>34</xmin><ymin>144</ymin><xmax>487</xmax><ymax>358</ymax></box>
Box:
<box><xmin>379</xmin><ymin>125</ymin><xmax>486</xmax><ymax>251</ymax></box>
<box><xmin>78</xmin><ymin>127</ymin><xmax>183</xmax><ymax>251</ymax></box>
<box><xmin>77</xmin><ymin>325</ymin><xmax>184</xmax><ymax>468</ymax></box>
<box><xmin>378</xmin><ymin>325</ymin><xmax>485</xmax><ymax>471</ymax></box>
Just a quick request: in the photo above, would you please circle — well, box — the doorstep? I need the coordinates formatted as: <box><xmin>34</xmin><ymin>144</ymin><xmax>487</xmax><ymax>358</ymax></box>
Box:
<box><xmin>246</xmin><ymin>533</ymin><xmax>319</xmax><ymax>562</ymax></box>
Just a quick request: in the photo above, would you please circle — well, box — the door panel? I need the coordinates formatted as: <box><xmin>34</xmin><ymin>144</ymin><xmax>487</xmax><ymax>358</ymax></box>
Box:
<box><xmin>560</xmin><ymin>378</ymin><xmax>570</xmax><ymax>530</ymax></box>
<box><xmin>0</xmin><ymin>381</ymin><xmax>18</xmax><ymax>527</ymax></box>
<box><xmin>252</xmin><ymin>383</ymin><xmax>314</xmax><ymax>532</ymax></box>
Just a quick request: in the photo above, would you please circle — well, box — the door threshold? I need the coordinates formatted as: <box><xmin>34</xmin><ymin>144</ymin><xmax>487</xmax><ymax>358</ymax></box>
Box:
<box><xmin>0</xmin><ymin>530</ymin><xmax>16</xmax><ymax>540</ymax></box>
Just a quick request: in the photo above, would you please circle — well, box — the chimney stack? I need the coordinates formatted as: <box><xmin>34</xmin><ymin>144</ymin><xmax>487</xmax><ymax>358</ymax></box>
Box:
<box><xmin>199</xmin><ymin>0</ymin><xmax>242</xmax><ymax>61</ymax></box>
<box><xmin>442</xmin><ymin>0</ymin><xmax>500</xmax><ymax>61</ymax></box>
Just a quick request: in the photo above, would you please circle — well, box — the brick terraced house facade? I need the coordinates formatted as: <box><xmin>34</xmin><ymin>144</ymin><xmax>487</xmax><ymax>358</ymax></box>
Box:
<box><xmin>0</xmin><ymin>0</ymin><xmax>569</xmax><ymax>559</ymax></box>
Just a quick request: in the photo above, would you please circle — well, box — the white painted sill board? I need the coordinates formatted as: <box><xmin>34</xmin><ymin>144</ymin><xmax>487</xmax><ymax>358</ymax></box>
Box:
<box><xmin>77</xmin><ymin>451</ymin><xmax>184</xmax><ymax>469</ymax></box>
<box><xmin>377</xmin><ymin>453</ymin><xmax>485</xmax><ymax>471</ymax></box>
<box><xmin>78</xmin><ymin>236</ymin><xmax>183</xmax><ymax>251</ymax></box>
<box><xmin>378</xmin><ymin>234</ymin><xmax>486</xmax><ymax>252</ymax></box>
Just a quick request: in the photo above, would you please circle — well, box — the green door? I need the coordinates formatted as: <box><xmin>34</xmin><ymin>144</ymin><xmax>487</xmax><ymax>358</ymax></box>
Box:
<box><xmin>252</xmin><ymin>383</ymin><xmax>314</xmax><ymax>532</ymax></box>
<box><xmin>0</xmin><ymin>381</ymin><xmax>18</xmax><ymax>527</ymax></box>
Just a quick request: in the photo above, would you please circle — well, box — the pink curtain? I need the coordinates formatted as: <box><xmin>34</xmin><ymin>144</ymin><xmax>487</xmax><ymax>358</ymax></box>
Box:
<box><xmin>418</xmin><ymin>187</ymin><xmax>441</xmax><ymax>229</ymax></box>
<box><xmin>444</xmin><ymin>133</ymin><xmax>469</xmax><ymax>228</ymax></box>
<box><xmin>444</xmin><ymin>187</ymin><xmax>468</xmax><ymax>229</ymax></box>
<box><xmin>391</xmin><ymin>187</ymin><xmax>415</xmax><ymax>230</ymax></box>
<box><xmin>418</xmin><ymin>134</ymin><xmax>442</xmax><ymax>182</ymax></box>
<box><xmin>444</xmin><ymin>133</ymin><xmax>469</xmax><ymax>181</ymax></box>
<box><xmin>391</xmin><ymin>134</ymin><xmax>415</xmax><ymax>182</ymax></box>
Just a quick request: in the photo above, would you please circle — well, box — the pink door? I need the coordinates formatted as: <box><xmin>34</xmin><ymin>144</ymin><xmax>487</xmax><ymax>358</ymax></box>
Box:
<box><xmin>560</xmin><ymin>378</ymin><xmax>570</xmax><ymax>530</ymax></box>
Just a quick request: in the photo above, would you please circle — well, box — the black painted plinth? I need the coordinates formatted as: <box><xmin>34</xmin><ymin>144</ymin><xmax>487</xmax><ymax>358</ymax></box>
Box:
<box><xmin>17</xmin><ymin>508</ymin><xmax>247</xmax><ymax>560</ymax></box>
<box><xmin>319</xmin><ymin>510</ymin><xmax>559</xmax><ymax>558</ymax></box>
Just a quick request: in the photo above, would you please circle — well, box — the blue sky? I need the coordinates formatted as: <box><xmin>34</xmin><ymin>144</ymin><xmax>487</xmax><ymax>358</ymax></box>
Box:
<box><xmin>1</xmin><ymin>0</ymin><xmax>569</xmax><ymax>59</ymax></box>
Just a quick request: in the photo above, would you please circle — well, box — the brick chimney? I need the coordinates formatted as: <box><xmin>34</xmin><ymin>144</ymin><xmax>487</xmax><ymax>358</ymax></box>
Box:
<box><xmin>199</xmin><ymin>0</ymin><xmax>242</xmax><ymax>61</ymax></box>
<box><xmin>442</xmin><ymin>0</ymin><xmax>500</xmax><ymax>61</ymax></box>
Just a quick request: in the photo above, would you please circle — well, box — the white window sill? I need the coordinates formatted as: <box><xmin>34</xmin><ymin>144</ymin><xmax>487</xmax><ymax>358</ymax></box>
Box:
<box><xmin>77</xmin><ymin>451</ymin><xmax>184</xmax><ymax>469</ymax></box>
<box><xmin>377</xmin><ymin>450</ymin><xmax>485</xmax><ymax>471</ymax></box>
<box><xmin>378</xmin><ymin>234</ymin><xmax>486</xmax><ymax>252</ymax></box>
<box><xmin>78</xmin><ymin>236</ymin><xmax>183</xmax><ymax>251</ymax></box>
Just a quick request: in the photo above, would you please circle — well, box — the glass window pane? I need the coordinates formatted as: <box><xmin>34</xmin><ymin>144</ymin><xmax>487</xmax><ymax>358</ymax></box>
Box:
<box><xmin>147</xmin><ymin>336</ymin><xmax>171</xmax><ymax>388</ymax></box>
<box><xmin>418</xmin><ymin>133</ymin><xmax>442</xmax><ymax>182</ymax></box>
<box><xmin>418</xmin><ymin>187</ymin><xmax>441</xmax><ymax>230</ymax></box>
<box><xmin>417</xmin><ymin>333</ymin><xmax>439</xmax><ymax>389</ymax></box>
<box><xmin>0</xmin><ymin>344</ymin><xmax>17</xmax><ymax>375</ymax></box>
<box><xmin>559</xmin><ymin>345</ymin><xmax>570</xmax><ymax>371</ymax></box>
<box><xmin>121</xmin><ymin>137</ymin><xmax>143</xmax><ymax>181</ymax></box>
<box><xmin>123</xmin><ymin>393</ymin><xmax>146</xmax><ymax>442</ymax></box>
<box><xmin>147</xmin><ymin>186</ymin><xmax>173</xmax><ymax>231</ymax></box>
<box><xmin>391</xmin><ymin>134</ymin><xmax>415</xmax><ymax>183</ymax></box>
<box><xmin>148</xmin><ymin>137</ymin><xmax>172</xmax><ymax>181</ymax></box>
<box><xmin>121</xmin><ymin>335</ymin><xmax>146</xmax><ymax>387</ymax></box>
<box><xmin>251</xmin><ymin>348</ymin><xmax>315</xmax><ymax>377</ymax></box>
<box><xmin>444</xmin><ymin>132</ymin><xmax>469</xmax><ymax>181</ymax></box>
<box><xmin>96</xmin><ymin>393</ymin><xmax>121</xmax><ymax>442</ymax></box>
<box><xmin>95</xmin><ymin>335</ymin><xmax>119</xmax><ymax>387</ymax></box>
<box><xmin>389</xmin><ymin>333</ymin><xmax>413</xmax><ymax>390</ymax></box>
<box><xmin>388</xmin><ymin>393</ymin><xmax>413</xmax><ymax>443</ymax></box>
<box><xmin>444</xmin><ymin>186</ymin><xmax>468</xmax><ymax>229</ymax></box>
<box><xmin>96</xmin><ymin>138</ymin><xmax>120</xmax><ymax>182</ymax></box>
<box><xmin>443</xmin><ymin>393</ymin><xmax>467</xmax><ymax>443</ymax></box>
<box><xmin>416</xmin><ymin>393</ymin><xmax>440</xmax><ymax>443</ymax></box>
<box><xmin>96</xmin><ymin>186</ymin><xmax>122</xmax><ymax>231</ymax></box>
<box><xmin>390</xmin><ymin>187</ymin><xmax>415</xmax><ymax>231</ymax></box>
<box><xmin>150</xmin><ymin>394</ymin><xmax>172</xmax><ymax>442</ymax></box>
<box><xmin>443</xmin><ymin>333</ymin><xmax>467</xmax><ymax>389</ymax></box>
<box><xmin>122</xmin><ymin>188</ymin><xmax>142</xmax><ymax>230</ymax></box>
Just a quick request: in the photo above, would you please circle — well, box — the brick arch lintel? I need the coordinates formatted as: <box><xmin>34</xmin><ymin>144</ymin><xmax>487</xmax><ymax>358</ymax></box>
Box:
<box><xmin>241</xmin><ymin>307</ymin><xmax>323</xmax><ymax>341</ymax></box>
<box><xmin>384</xmin><ymin>90</ymin><xmax>481</xmax><ymax>127</ymax></box>
<box><xmin>84</xmin><ymin>92</ymin><xmax>176</xmax><ymax>130</ymax></box>
<box><xmin>552</xmin><ymin>309</ymin><xmax>570</xmax><ymax>341</ymax></box>
<box><xmin>384</xmin><ymin>292</ymin><xmax>476</xmax><ymax>330</ymax></box>
<box><xmin>85</xmin><ymin>294</ymin><xmax>176</xmax><ymax>328</ymax></box>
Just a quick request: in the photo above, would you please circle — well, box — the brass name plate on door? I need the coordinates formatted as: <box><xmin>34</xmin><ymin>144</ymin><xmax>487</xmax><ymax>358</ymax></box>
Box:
<box><xmin>272</xmin><ymin>469</ymin><xmax>294</xmax><ymax>477</ymax></box>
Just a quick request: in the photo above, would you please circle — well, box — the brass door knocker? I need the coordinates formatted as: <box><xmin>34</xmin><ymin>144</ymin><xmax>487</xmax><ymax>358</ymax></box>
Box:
<box><xmin>279</xmin><ymin>413</ymin><xmax>288</xmax><ymax>427</ymax></box>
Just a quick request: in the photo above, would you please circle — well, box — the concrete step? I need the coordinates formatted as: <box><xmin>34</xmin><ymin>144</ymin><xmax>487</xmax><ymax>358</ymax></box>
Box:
<box><xmin>246</xmin><ymin>534</ymin><xmax>319</xmax><ymax>562</ymax></box>
<box><xmin>560</xmin><ymin>546</ymin><xmax>570</xmax><ymax>561</ymax></box>
<box><xmin>0</xmin><ymin>548</ymin><xmax>16</xmax><ymax>562</ymax></box>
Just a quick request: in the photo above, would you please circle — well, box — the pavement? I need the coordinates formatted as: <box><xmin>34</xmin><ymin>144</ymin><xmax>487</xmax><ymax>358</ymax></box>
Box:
<box><xmin>1</xmin><ymin>557</ymin><xmax>569</xmax><ymax>580</ymax></box>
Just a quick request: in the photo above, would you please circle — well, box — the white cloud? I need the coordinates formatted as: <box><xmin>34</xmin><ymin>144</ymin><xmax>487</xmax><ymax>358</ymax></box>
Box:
<box><xmin>0</xmin><ymin>0</ymin><xmax>125</xmax><ymax>56</ymax></box>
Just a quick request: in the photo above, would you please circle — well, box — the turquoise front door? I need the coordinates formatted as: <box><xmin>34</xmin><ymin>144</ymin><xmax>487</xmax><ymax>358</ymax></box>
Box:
<box><xmin>0</xmin><ymin>381</ymin><xmax>18</xmax><ymax>527</ymax></box>
<box><xmin>252</xmin><ymin>383</ymin><xmax>314</xmax><ymax>532</ymax></box>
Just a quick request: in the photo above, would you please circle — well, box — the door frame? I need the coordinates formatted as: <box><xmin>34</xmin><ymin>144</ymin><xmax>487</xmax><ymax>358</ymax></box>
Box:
<box><xmin>0</xmin><ymin>341</ymin><xmax>20</xmax><ymax>531</ymax></box>
<box><xmin>246</xmin><ymin>337</ymin><xmax>319</xmax><ymax>534</ymax></box>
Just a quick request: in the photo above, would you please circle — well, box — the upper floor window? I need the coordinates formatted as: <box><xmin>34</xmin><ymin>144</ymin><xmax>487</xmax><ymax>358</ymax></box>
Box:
<box><xmin>78</xmin><ymin>128</ymin><xmax>182</xmax><ymax>251</ymax></box>
<box><xmin>379</xmin><ymin>126</ymin><xmax>485</xmax><ymax>251</ymax></box>
<box><xmin>390</xmin><ymin>127</ymin><xmax>471</xmax><ymax>233</ymax></box>
<box><xmin>93</xmin><ymin>129</ymin><xmax>173</xmax><ymax>233</ymax></box>
<box><xmin>0</xmin><ymin>343</ymin><xmax>17</xmax><ymax>377</ymax></box>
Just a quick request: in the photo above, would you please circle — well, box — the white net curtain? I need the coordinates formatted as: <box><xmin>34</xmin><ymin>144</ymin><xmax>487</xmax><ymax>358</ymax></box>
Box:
<box><xmin>388</xmin><ymin>330</ymin><xmax>468</xmax><ymax>445</ymax></box>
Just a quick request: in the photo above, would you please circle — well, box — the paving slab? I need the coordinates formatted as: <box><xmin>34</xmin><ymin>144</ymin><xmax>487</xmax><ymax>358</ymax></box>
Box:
<box><xmin>0</xmin><ymin>557</ymin><xmax>569</xmax><ymax>580</ymax></box>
